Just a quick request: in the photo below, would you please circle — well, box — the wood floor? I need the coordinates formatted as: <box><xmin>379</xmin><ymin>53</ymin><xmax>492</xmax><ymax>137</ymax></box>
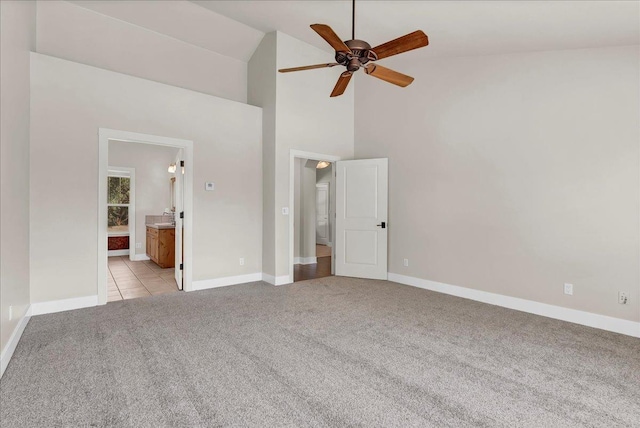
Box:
<box><xmin>294</xmin><ymin>245</ymin><xmax>333</xmax><ymax>282</ymax></box>
<box><xmin>294</xmin><ymin>257</ymin><xmax>331</xmax><ymax>282</ymax></box>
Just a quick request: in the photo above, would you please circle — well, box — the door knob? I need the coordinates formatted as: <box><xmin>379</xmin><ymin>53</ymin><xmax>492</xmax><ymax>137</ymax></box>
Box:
<box><xmin>376</xmin><ymin>222</ymin><xmax>386</xmax><ymax>229</ymax></box>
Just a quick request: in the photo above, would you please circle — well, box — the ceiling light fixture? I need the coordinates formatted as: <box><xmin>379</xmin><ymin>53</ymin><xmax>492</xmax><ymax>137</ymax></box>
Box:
<box><xmin>278</xmin><ymin>0</ymin><xmax>429</xmax><ymax>97</ymax></box>
<box><xmin>317</xmin><ymin>161</ymin><xmax>331</xmax><ymax>169</ymax></box>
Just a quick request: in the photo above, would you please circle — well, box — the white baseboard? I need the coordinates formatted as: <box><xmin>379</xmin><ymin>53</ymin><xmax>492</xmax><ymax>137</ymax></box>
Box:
<box><xmin>30</xmin><ymin>295</ymin><xmax>98</xmax><ymax>316</ymax></box>
<box><xmin>0</xmin><ymin>307</ymin><xmax>31</xmax><ymax>378</ymax></box>
<box><xmin>192</xmin><ymin>273</ymin><xmax>263</xmax><ymax>291</ymax></box>
<box><xmin>131</xmin><ymin>254</ymin><xmax>150</xmax><ymax>261</ymax></box>
<box><xmin>108</xmin><ymin>249</ymin><xmax>129</xmax><ymax>257</ymax></box>
<box><xmin>262</xmin><ymin>273</ymin><xmax>291</xmax><ymax>286</ymax></box>
<box><xmin>388</xmin><ymin>273</ymin><xmax>640</xmax><ymax>338</ymax></box>
<box><xmin>294</xmin><ymin>257</ymin><xmax>317</xmax><ymax>265</ymax></box>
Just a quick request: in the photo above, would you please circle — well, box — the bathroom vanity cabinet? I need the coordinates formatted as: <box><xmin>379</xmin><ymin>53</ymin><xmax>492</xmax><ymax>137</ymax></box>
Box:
<box><xmin>146</xmin><ymin>226</ymin><xmax>175</xmax><ymax>268</ymax></box>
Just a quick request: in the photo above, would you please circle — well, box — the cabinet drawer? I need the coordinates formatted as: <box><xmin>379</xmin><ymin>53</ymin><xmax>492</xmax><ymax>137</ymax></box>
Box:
<box><xmin>146</xmin><ymin>227</ymin><xmax>159</xmax><ymax>237</ymax></box>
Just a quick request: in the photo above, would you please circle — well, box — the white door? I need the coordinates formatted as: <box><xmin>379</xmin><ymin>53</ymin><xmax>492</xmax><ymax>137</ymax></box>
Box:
<box><xmin>174</xmin><ymin>150</ymin><xmax>184</xmax><ymax>290</ymax></box>
<box><xmin>316</xmin><ymin>183</ymin><xmax>330</xmax><ymax>245</ymax></box>
<box><xmin>335</xmin><ymin>158</ymin><xmax>388</xmax><ymax>279</ymax></box>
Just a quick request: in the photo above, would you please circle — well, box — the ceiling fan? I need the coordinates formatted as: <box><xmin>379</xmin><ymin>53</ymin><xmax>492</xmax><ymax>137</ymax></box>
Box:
<box><xmin>278</xmin><ymin>0</ymin><xmax>429</xmax><ymax>97</ymax></box>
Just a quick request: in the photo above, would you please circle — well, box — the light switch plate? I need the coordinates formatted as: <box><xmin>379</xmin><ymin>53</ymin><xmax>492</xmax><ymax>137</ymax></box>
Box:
<box><xmin>564</xmin><ymin>283</ymin><xmax>573</xmax><ymax>295</ymax></box>
<box><xmin>205</xmin><ymin>182</ymin><xmax>214</xmax><ymax>191</ymax></box>
<box><xmin>282</xmin><ymin>207</ymin><xmax>289</xmax><ymax>215</ymax></box>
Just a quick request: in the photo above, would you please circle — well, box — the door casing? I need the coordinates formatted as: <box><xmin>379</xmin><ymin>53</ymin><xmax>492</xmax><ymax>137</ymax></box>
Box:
<box><xmin>288</xmin><ymin>150</ymin><xmax>341</xmax><ymax>283</ymax></box>
<box><xmin>98</xmin><ymin>128</ymin><xmax>194</xmax><ymax>305</ymax></box>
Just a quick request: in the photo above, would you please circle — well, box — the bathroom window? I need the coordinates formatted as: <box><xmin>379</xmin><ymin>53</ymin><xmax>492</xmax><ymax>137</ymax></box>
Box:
<box><xmin>107</xmin><ymin>176</ymin><xmax>130</xmax><ymax>234</ymax></box>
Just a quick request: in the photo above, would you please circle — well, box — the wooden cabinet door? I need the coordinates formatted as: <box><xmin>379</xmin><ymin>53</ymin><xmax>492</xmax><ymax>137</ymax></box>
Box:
<box><xmin>146</xmin><ymin>229</ymin><xmax>152</xmax><ymax>257</ymax></box>
<box><xmin>150</xmin><ymin>235</ymin><xmax>158</xmax><ymax>262</ymax></box>
<box><xmin>157</xmin><ymin>229</ymin><xmax>175</xmax><ymax>268</ymax></box>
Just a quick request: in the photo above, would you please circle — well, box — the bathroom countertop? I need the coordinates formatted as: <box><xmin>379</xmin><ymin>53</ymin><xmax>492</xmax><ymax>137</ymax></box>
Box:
<box><xmin>145</xmin><ymin>223</ymin><xmax>175</xmax><ymax>230</ymax></box>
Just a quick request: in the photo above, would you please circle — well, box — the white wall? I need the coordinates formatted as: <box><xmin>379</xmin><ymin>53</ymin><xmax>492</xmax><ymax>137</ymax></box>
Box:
<box><xmin>36</xmin><ymin>1</ymin><xmax>248</xmax><ymax>103</ymax></box>
<box><xmin>0</xmin><ymin>0</ymin><xmax>36</xmax><ymax>360</ymax></box>
<box><xmin>355</xmin><ymin>46</ymin><xmax>640</xmax><ymax>322</ymax></box>
<box><xmin>249</xmin><ymin>31</ymin><xmax>354</xmax><ymax>281</ymax></box>
<box><xmin>108</xmin><ymin>141</ymin><xmax>179</xmax><ymax>256</ymax></box>
<box><xmin>30</xmin><ymin>53</ymin><xmax>262</xmax><ymax>303</ymax></box>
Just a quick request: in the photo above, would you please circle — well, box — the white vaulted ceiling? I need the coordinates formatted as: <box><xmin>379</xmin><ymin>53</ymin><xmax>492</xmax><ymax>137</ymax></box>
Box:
<box><xmin>69</xmin><ymin>0</ymin><xmax>265</xmax><ymax>62</ymax></box>
<box><xmin>195</xmin><ymin>0</ymin><xmax>639</xmax><ymax>60</ymax></box>
<box><xmin>69</xmin><ymin>1</ymin><xmax>638</xmax><ymax>63</ymax></box>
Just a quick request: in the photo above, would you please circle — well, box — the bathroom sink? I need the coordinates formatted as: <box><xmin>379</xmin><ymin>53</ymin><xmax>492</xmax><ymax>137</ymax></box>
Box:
<box><xmin>154</xmin><ymin>222</ymin><xmax>174</xmax><ymax>226</ymax></box>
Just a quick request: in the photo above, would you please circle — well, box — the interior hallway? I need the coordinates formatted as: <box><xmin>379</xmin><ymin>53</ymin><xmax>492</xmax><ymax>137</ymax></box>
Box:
<box><xmin>294</xmin><ymin>245</ymin><xmax>332</xmax><ymax>282</ymax></box>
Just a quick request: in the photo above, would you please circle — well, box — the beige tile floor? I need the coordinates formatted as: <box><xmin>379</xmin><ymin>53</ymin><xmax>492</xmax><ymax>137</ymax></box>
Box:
<box><xmin>107</xmin><ymin>256</ymin><xmax>179</xmax><ymax>302</ymax></box>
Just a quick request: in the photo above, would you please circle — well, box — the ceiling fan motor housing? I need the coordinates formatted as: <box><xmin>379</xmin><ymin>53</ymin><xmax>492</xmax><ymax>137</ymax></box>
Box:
<box><xmin>336</xmin><ymin>39</ymin><xmax>377</xmax><ymax>71</ymax></box>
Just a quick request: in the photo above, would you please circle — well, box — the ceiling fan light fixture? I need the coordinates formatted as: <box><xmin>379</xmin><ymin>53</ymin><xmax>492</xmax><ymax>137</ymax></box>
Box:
<box><xmin>276</xmin><ymin>0</ymin><xmax>429</xmax><ymax>97</ymax></box>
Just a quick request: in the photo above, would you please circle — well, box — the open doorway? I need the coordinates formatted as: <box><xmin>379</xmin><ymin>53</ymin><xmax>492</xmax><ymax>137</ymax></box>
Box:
<box><xmin>106</xmin><ymin>141</ymin><xmax>182</xmax><ymax>302</ymax></box>
<box><xmin>292</xmin><ymin>158</ymin><xmax>335</xmax><ymax>282</ymax></box>
<box><xmin>98</xmin><ymin>129</ymin><xmax>194</xmax><ymax>305</ymax></box>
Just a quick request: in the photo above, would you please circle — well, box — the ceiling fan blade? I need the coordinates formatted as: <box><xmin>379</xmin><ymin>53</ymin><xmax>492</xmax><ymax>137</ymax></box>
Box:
<box><xmin>371</xmin><ymin>30</ymin><xmax>429</xmax><ymax>60</ymax></box>
<box><xmin>279</xmin><ymin>63</ymin><xmax>339</xmax><ymax>73</ymax></box>
<box><xmin>364</xmin><ymin>64</ymin><xmax>414</xmax><ymax>87</ymax></box>
<box><xmin>311</xmin><ymin>24</ymin><xmax>351</xmax><ymax>53</ymax></box>
<box><xmin>330</xmin><ymin>72</ymin><xmax>352</xmax><ymax>97</ymax></box>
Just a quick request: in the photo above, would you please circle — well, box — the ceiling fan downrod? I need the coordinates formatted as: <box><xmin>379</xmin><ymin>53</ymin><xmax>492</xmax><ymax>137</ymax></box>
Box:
<box><xmin>352</xmin><ymin>0</ymin><xmax>355</xmax><ymax>40</ymax></box>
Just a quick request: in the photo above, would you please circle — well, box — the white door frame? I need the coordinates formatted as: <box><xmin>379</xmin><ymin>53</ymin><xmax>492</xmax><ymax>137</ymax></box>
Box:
<box><xmin>107</xmin><ymin>166</ymin><xmax>135</xmax><ymax>258</ymax></box>
<box><xmin>289</xmin><ymin>149</ymin><xmax>341</xmax><ymax>283</ymax></box>
<box><xmin>174</xmin><ymin>149</ymin><xmax>184</xmax><ymax>290</ymax></box>
<box><xmin>98</xmin><ymin>128</ymin><xmax>194</xmax><ymax>305</ymax></box>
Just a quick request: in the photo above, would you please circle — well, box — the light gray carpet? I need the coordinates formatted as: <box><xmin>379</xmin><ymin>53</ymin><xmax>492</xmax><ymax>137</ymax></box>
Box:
<box><xmin>1</xmin><ymin>277</ymin><xmax>639</xmax><ymax>427</ymax></box>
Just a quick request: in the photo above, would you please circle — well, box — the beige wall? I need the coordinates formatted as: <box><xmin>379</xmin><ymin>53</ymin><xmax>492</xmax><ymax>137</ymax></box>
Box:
<box><xmin>274</xmin><ymin>32</ymin><xmax>354</xmax><ymax>278</ymax></box>
<box><xmin>294</xmin><ymin>158</ymin><xmax>302</xmax><ymax>258</ymax></box>
<box><xmin>293</xmin><ymin>159</ymin><xmax>318</xmax><ymax>260</ymax></box>
<box><xmin>249</xmin><ymin>32</ymin><xmax>354</xmax><ymax>280</ymax></box>
<box><xmin>30</xmin><ymin>53</ymin><xmax>262</xmax><ymax>303</ymax></box>
<box><xmin>36</xmin><ymin>1</ymin><xmax>248</xmax><ymax>103</ymax></box>
<box><xmin>108</xmin><ymin>141</ymin><xmax>179</xmax><ymax>256</ymax></box>
<box><xmin>316</xmin><ymin>166</ymin><xmax>331</xmax><ymax>184</ymax></box>
<box><xmin>355</xmin><ymin>46</ymin><xmax>640</xmax><ymax>322</ymax></box>
<box><xmin>316</xmin><ymin>165</ymin><xmax>334</xmax><ymax>246</ymax></box>
<box><xmin>0</xmin><ymin>1</ymin><xmax>36</xmax><ymax>357</ymax></box>
<box><xmin>248</xmin><ymin>32</ymin><xmax>277</xmax><ymax>277</ymax></box>
<box><xmin>300</xmin><ymin>161</ymin><xmax>318</xmax><ymax>259</ymax></box>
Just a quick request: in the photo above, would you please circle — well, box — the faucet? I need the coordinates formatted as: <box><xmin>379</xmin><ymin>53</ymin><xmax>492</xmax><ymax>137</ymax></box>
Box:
<box><xmin>162</xmin><ymin>210</ymin><xmax>175</xmax><ymax>226</ymax></box>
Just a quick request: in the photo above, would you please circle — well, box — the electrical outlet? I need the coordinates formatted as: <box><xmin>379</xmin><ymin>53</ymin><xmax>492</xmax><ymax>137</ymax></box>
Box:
<box><xmin>239</xmin><ymin>258</ymin><xmax>245</xmax><ymax>266</ymax></box>
<box><xmin>403</xmin><ymin>258</ymin><xmax>409</xmax><ymax>267</ymax></box>
<box><xmin>618</xmin><ymin>291</ymin><xmax>628</xmax><ymax>305</ymax></box>
<box><xmin>136</xmin><ymin>242</ymin><xmax>142</xmax><ymax>249</ymax></box>
<box><xmin>564</xmin><ymin>283</ymin><xmax>573</xmax><ymax>296</ymax></box>
<box><xmin>8</xmin><ymin>305</ymin><xmax>12</xmax><ymax>321</ymax></box>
